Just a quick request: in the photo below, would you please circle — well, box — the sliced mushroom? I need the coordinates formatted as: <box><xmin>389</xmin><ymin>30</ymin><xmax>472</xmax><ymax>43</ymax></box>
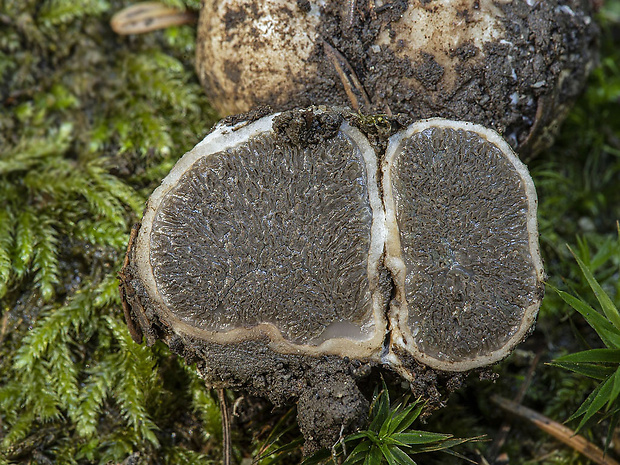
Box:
<box><xmin>121</xmin><ymin>108</ymin><xmax>544</xmax><ymax>377</ymax></box>
<box><xmin>382</xmin><ymin>119</ymin><xmax>545</xmax><ymax>373</ymax></box>
<box><xmin>120</xmin><ymin>107</ymin><xmax>545</xmax><ymax>450</ymax></box>
<box><xmin>124</xmin><ymin>109</ymin><xmax>389</xmax><ymax>361</ymax></box>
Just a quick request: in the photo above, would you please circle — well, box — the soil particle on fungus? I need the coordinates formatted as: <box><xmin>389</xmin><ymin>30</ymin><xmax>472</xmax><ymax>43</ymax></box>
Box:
<box><xmin>272</xmin><ymin>107</ymin><xmax>343</xmax><ymax>146</ymax></box>
<box><xmin>296</xmin><ymin>0</ymin><xmax>312</xmax><ymax>13</ymax></box>
<box><xmin>411</xmin><ymin>52</ymin><xmax>445</xmax><ymax>91</ymax></box>
<box><xmin>297</xmin><ymin>372</ymin><xmax>370</xmax><ymax>455</ymax></box>
<box><xmin>119</xmin><ymin>107</ymin><xmax>545</xmax><ymax>451</ymax></box>
<box><xmin>218</xmin><ymin>105</ymin><xmax>274</xmax><ymax>128</ymax></box>
<box><xmin>196</xmin><ymin>0</ymin><xmax>598</xmax><ymax>157</ymax></box>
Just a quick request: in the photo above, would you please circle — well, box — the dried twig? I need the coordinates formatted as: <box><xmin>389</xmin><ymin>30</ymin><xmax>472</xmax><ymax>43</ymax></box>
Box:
<box><xmin>346</xmin><ymin>0</ymin><xmax>356</xmax><ymax>28</ymax></box>
<box><xmin>323</xmin><ymin>41</ymin><xmax>371</xmax><ymax>111</ymax></box>
<box><xmin>0</xmin><ymin>312</ymin><xmax>9</xmax><ymax>347</ymax></box>
<box><xmin>485</xmin><ymin>351</ymin><xmax>542</xmax><ymax>463</ymax></box>
<box><xmin>368</xmin><ymin>0</ymin><xmax>377</xmax><ymax>20</ymax></box>
<box><xmin>110</xmin><ymin>2</ymin><xmax>197</xmax><ymax>35</ymax></box>
<box><xmin>492</xmin><ymin>395</ymin><xmax>620</xmax><ymax>465</ymax></box>
<box><xmin>218</xmin><ymin>388</ymin><xmax>232</xmax><ymax>465</ymax></box>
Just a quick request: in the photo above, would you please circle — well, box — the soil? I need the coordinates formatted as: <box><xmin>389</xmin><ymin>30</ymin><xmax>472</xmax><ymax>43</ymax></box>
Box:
<box><xmin>272</xmin><ymin>107</ymin><xmax>343</xmax><ymax>146</ymax></box>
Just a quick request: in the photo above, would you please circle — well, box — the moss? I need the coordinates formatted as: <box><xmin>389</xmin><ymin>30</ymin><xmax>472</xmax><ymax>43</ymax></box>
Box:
<box><xmin>0</xmin><ymin>0</ymin><xmax>219</xmax><ymax>463</ymax></box>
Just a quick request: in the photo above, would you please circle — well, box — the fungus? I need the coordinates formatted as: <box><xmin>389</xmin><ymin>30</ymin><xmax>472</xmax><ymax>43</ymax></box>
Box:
<box><xmin>195</xmin><ymin>0</ymin><xmax>322</xmax><ymax>117</ymax></box>
<box><xmin>382</xmin><ymin>119</ymin><xmax>545</xmax><ymax>373</ymax></box>
<box><xmin>120</xmin><ymin>107</ymin><xmax>545</xmax><ymax>449</ymax></box>
<box><xmin>123</xmin><ymin>109</ymin><xmax>389</xmax><ymax>360</ymax></box>
<box><xmin>111</xmin><ymin>0</ymin><xmax>598</xmax><ymax>156</ymax></box>
<box><xmin>194</xmin><ymin>0</ymin><xmax>598</xmax><ymax>155</ymax></box>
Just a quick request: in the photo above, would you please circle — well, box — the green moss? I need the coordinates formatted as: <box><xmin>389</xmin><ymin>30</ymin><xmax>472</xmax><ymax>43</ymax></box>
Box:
<box><xmin>0</xmin><ymin>0</ymin><xmax>219</xmax><ymax>462</ymax></box>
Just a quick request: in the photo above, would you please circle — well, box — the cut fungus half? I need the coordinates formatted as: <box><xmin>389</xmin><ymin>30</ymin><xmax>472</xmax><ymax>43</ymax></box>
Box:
<box><xmin>130</xmin><ymin>111</ymin><xmax>388</xmax><ymax>361</ymax></box>
<box><xmin>121</xmin><ymin>108</ymin><xmax>544</xmax><ymax>376</ymax></box>
<box><xmin>382</xmin><ymin>120</ymin><xmax>545</xmax><ymax>372</ymax></box>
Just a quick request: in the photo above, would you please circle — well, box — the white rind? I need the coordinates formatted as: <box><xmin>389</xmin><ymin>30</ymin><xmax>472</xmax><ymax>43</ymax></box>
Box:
<box><xmin>382</xmin><ymin>118</ymin><xmax>544</xmax><ymax>372</ymax></box>
<box><xmin>133</xmin><ymin>113</ymin><xmax>387</xmax><ymax>361</ymax></box>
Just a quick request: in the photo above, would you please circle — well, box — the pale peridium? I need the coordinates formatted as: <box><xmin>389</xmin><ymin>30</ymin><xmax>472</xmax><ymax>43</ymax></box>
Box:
<box><xmin>377</xmin><ymin>0</ymin><xmax>512</xmax><ymax>90</ymax></box>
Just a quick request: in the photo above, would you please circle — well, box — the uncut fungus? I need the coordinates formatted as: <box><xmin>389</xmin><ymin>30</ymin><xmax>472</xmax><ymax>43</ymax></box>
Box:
<box><xmin>194</xmin><ymin>0</ymin><xmax>598</xmax><ymax>155</ymax></box>
<box><xmin>119</xmin><ymin>107</ymin><xmax>545</xmax><ymax>450</ymax></box>
<box><xmin>111</xmin><ymin>0</ymin><xmax>598</xmax><ymax>156</ymax></box>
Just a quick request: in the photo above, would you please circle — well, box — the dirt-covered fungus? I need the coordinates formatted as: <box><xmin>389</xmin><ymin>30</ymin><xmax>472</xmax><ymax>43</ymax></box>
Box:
<box><xmin>195</xmin><ymin>0</ymin><xmax>598</xmax><ymax>156</ymax></box>
<box><xmin>120</xmin><ymin>107</ymin><xmax>544</xmax><ymax>450</ymax></box>
<box><xmin>110</xmin><ymin>0</ymin><xmax>598</xmax><ymax>156</ymax></box>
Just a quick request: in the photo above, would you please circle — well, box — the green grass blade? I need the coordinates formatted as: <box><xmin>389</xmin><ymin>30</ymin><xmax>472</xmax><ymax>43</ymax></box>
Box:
<box><xmin>388</xmin><ymin>401</ymin><xmax>424</xmax><ymax>435</ymax></box>
<box><xmin>576</xmin><ymin>375</ymin><xmax>614</xmax><ymax>432</ymax></box>
<box><xmin>568</xmin><ymin>382</ymin><xmax>601</xmax><ymax>422</ymax></box>
<box><xmin>552</xmin><ymin>286</ymin><xmax>620</xmax><ymax>348</ymax></box>
<box><xmin>391</xmin><ymin>431</ymin><xmax>451</xmax><ymax>445</ymax></box>
<box><xmin>256</xmin><ymin>408</ymin><xmax>298</xmax><ymax>459</ymax></box>
<box><xmin>389</xmin><ymin>446</ymin><xmax>417</xmax><ymax>465</ymax></box>
<box><xmin>341</xmin><ymin>441</ymin><xmax>371</xmax><ymax>465</ymax></box>
<box><xmin>548</xmin><ymin>361</ymin><xmax>615</xmax><ymax>380</ymax></box>
<box><xmin>379</xmin><ymin>443</ymin><xmax>398</xmax><ymax>465</ymax></box>
<box><xmin>257</xmin><ymin>437</ymin><xmax>304</xmax><ymax>461</ymax></box>
<box><xmin>409</xmin><ymin>436</ymin><xmax>481</xmax><ymax>453</ymax></box>
<box><xmin>363</xmin><ymin>446</ymin><xmax>383</xmax><ymax>465</ymax></box>
<box><xmin>608</xmin><ymin>367</ymin><xmax>620</xmax><ymax>410</ymax></box>
<box><xmin>369</xmin><ymin>383</ymin><xmax>390</xmax><ymax>434</ymax></box>
<box><xmin>379</xmin><ymin>405</ymin><xmax>394</xmax><ymax>438</ymax></box>
<box><xmin>343</xmin><ymin>432</ymin><xmax>370</xmax><ymax>443</ymax></box>
<box><xmin>555</xmin><ymin>348</ymin><xmax>620</xmax><ymax>363</ymax></box>
<box><xmin>569</xmin><ymin>245</ymin><xmax>620</xmax><ymax>332</ymax></box>
<box><xmin>590</xmin><ymin>235</ymin><xmax>619</xmax><ymax>271</ymax></box>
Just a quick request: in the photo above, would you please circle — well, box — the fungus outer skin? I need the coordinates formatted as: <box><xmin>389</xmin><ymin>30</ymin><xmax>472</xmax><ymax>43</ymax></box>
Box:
<box><xmin>196</xmin><ymin>0</ymin><xmax>322</xmax><ymax>115</ymax></box>
<box><xmin>376</xmin><ymin>0</ymin><xmax>508</xmax><ymax>91</ymax></box>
